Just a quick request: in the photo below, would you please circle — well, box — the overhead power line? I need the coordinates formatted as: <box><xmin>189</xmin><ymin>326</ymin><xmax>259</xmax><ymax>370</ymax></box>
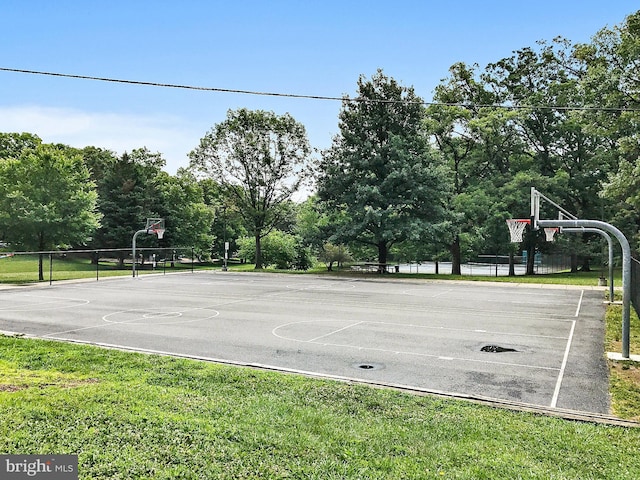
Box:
<box><xmin>1</xmin><ymin>67</ymin><xmax>639</xmax><ymax>113</ymax></box>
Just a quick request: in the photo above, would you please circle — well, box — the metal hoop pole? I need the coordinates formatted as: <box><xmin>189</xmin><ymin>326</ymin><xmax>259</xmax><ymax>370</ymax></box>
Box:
<box><xmin>132</xmin><ymin>229</ymin><xmax>147</xmax><ymax>277</ymax></box>
<box><xmin>562</xmin><ymin>227</ymin><xmax>615</xmax><ymax>302</ymax></box>
<box><xmin>539</xmin><ymin>219</ymin><xmax>631</xmax><ymax>358</ymax></box>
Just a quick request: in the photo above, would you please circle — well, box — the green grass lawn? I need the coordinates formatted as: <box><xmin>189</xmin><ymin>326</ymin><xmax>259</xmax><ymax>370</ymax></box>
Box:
<box><xmin>1</xmin><ymin>336</ymin><xmax>639</xmax><ymax>479</ymax></box>
<box><xmin>0</xmin><ymin>254</ymin><xmax>201</xmax><ymax>283</ymax></box>
<box><xmin>1</xmin><ymin>254</ymin><xmax>619</xmax><ymax>287</ymax></box>
<box><xmin>606</xmin><ymin>302</ymin><xmax>640</xmax><ymax>421</ymax></box>
<box><xmin>1</xmin><ymin>261</ymin><xmax>639</xmax><ymax>477</ymax></box>
<box><xmin>341</xmin><ymin>266</ymin><xmax>622</xmax><ymax>287</ymax></box>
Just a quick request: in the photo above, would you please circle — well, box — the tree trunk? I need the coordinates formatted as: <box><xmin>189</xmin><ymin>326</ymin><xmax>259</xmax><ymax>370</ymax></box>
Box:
<box><xmin>450</xmin><ymin>236</ymin><xmax>461</xmax><ymax>275</ymax></box>
<box><xmin>571</xmin><ymin>253</ymin><xmax>579</xmax><ymax>273</ymax></box>
<box><xmin>526</xmin><ymin>246</ymin><xmax>535</xmax><ymax>275</ymax></box>
<box><xmin>581</xmin><ymin>256</ymin><xmax>591</xmax><ymax>272</ymax></box>
<box><xmin>508</xmin><ymin>251</ymin><xmax>515</xmax><ymax>276</ymax></box>
<box><xmin>38</xmin><ymin>253</ymin><xmax>44</xmax><ymax>282</ymax></box>
<box><xmin>254</xmin><ymin>232</ymin><xmax>263</xmax><ymax>269</ymax></box>
<box><xmin>377</xmin><ymin>241</ymin><xmax>388</xmax><ymax>273</ymax></box>
<box><xmin>38</xmin><ymin>232</ymin><xmax>45</xmax><ymax>281</ymax></box>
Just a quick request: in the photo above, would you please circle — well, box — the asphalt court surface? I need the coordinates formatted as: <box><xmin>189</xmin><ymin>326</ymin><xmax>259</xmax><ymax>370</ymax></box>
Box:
<box><xmin>0</xmin><ymin>271</ymin><xmax>610</xmax><ymax>413</ymax></box>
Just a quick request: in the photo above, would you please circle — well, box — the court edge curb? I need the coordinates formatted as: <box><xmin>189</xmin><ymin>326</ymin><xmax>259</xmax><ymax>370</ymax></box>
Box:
<box><xmin>2</xmin><ymin>331</ymin><xmax>637</xmax><ymax>429</ymax></box>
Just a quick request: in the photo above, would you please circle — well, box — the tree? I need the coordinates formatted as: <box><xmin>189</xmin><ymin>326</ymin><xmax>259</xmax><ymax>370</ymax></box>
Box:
<box><xmin>485</xmin><ymin>38</ymin><xmax>615</xmax><ymax>273</ymax></box>
<box><xmin>426</xmin><ymin>62</ymin><xmax>524</xmax><ymax>273</ymax></box>
<box><xmin>0</xmin><ymin>144</ymin><xmax>101</xmax><ymax>280</ymax></box>
<box><xmin>199</xmin><ymin>177</ymin><xmax>247</xmax><ymax>261</ymax></box>
<box><xmin>189</xmin><ymin>109</ymin><xmax>312</xmax><ymax>269</ymax></box>
<box><xmin>92</xmin><ymin>148</ymin><xmax>164</xmax><ymax>265</ymax></box>
<box><xmin>156</xmin><ymin>170</ymin><xmax>215</xmax><ymax>256</ymax></box>
<box><xmin>236</xmin><ymin>229</ymin><xmax>298</xmax><ymax>269</ymax></box>
<box><xmin>318</xmin><ymin>243</ymin><xmax>352</xmax><ymax>271</ymax></box>
<box><xmin>578</xmin><ymin>10</ymin><xmax>640</xmax><ymax>250</ymax></box>
<box><xmin>0</xmin><ymin>132</ymin><xmax>42</xmax><ymax>160</ymax></box>
<box><xmin>317</xmin><ymin>70</ymin><xmax>450</xmax><ymax>267</ymax></box>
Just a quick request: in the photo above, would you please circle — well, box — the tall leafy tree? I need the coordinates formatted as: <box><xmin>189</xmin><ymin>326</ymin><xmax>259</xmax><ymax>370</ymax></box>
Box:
<box><xmin>155</xmin><ymin>169</ymin><xmax>215</xmax><ymax>256</ymax></box>
<box><xmin>0</xmin><ymin>144</ymin><xmax>100</xmax><ymax>280</ymax></box>
<box><xmin>199</xmin><ymin>177</ymin><xmax>246</xmax><ymax>261</ymax></box>
<box><xmin>579</xmin><ymin>10</ymin><xmax>640</xmax><ymax>250</ymax></box>
<box><xmin>317</xmin><ymin>70</ymin><xmax>450</xmax><ymax>266</ymax></box>
<box><xmin>426</xmin><ymin>62</ymin><xmax>524</xmax><ymax>273</ymax></box>
<box><xmin>93</xmin><ymin>148</ymin><xmax>164</xmax><ymax>264</ymax></box>
<box><xmin>485</xmin><ymin>38</ymin><xmax>613</xmax><ymax>272</ymax></box>
<box><xmin>0</xmin><ymin>132</ymin><xmax>42</xmax><ymax>160</ymax></box>
<box><xmin>189</xmin><ymin>109</ymin><xmax>312</xmax><ymax>269</ymax></box>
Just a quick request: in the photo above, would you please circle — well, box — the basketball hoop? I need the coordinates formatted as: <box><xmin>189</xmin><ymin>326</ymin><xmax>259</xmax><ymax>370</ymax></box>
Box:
<box><xmin>145</xmin><ymin>218</ymin><xmax>165</xmax><ymax>239</ymax></box>
<box><xmin>543</xmin><ymin>227</ymin><xmax>559</xmax><ymax>242</ymax></box>
<box><xmin>506</xmin><ymin>219</ymin><xmax>530</xmax><ymax>243</ymax></box>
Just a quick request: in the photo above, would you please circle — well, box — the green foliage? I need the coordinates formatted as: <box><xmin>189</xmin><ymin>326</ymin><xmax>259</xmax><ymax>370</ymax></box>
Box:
<box><xmin>0</xmin><ymin>144</ymin><xmax>100</xmax><ymax>251</ymax></box>
<box><xmin>292</xmin><ymin>240</ymin><xmax>314</xmax><ymax>271</ymax></box>
<box><xmin>189</xmin><ymin>109</ymin><xmax>312</xmax><ymax>268</ymax></box>
<box><xmin>156</xmin><ymin>170</ymin><xmax>215</xmax><ymax>255</ymax></box>
<box><xmin>317</xmin><ymin>70</ymin><xmax>450</xmax><ymax>264</ymax></box>
<box><xmin>237</xmin><ymin>230</ymin><xmax>299</xmax><ymax>269</ymax></box>
<box><xmin>0</xmin><ymin>132</ymin><xmax>42</xmax><ymax>159</ymax></box>
<box><xmin>199</xmin><ymin>178</ymin><xmax>246</xmax><ymax>259</ymax></box>
<box><xmin>92</xmin><ymin>148</ymin><xmax>164</xmax><ymax>254</ymax></box>
<box><xmin>318</xmin><ymin>243</ymin><xmax>352</xmax><ymax>271</ymax></box>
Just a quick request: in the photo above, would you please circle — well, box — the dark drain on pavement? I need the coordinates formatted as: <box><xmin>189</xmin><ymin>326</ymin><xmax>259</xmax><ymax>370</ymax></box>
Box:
<box><xmin>481</xmin><ymin>345</ymin><xmax>518</xmax><ymax>353</ymax></box>
<box><xmin>353</xmin><ymin>363</ymin><xmax>384</xmax><ymax>371</ymax></box>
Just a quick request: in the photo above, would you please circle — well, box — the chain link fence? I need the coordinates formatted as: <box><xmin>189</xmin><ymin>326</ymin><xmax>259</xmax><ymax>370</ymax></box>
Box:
<box><xmin>0</xmin><ymin>247</ymin><xmax>196</xmax><ymax>284</ymax></box>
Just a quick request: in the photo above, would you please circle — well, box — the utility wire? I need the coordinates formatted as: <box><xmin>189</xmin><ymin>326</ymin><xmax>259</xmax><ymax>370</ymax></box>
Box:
<box><xmin>1</xmin><ymin>67</ymin><xmax>639</xmax><ymax>113</ymax></box>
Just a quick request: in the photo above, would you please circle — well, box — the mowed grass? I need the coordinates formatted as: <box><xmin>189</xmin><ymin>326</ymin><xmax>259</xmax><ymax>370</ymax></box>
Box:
<box><xmin>0</xmin><ymin>254</ymin><xmax>197</xmax><ymax>283</ymax></box>
<box><xmin>334</xmin><ymin>268</ymin><xmax>621</xmax><ymax>287</ymax></box>
<box><xmin>1</xmin><ymin>254</ymin><xmax>618</xmax><ymax>287</ymax></box>
<box><xmin>606</xmin><ymin>301</ymin><xmax>640</xmax><ymax>421</ymax></box>
<box><xmin>1</xmin><ymin>336</ymin><xmax>639</xmax><ymax>479</ymax></box>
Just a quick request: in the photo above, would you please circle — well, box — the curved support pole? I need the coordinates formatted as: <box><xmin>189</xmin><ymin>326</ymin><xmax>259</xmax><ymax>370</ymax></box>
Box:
<box><xmin>562</xmin><ymin>227</ymin><xmax>615</xmax><ymax>302</ymax></box>
<box><xmin>132</xmin><ymin>229</ymin><xmax>147</xmax><ymax>278</ymax></box>
<box><xmin>539</xmin><ymin>219</ymin><xmax>631</xmax><ymax>358</ymax></box>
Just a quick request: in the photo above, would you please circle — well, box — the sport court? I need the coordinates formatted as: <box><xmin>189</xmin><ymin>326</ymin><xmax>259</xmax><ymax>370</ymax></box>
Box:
<box><xmin>0</xmin><ymin>271</ymin><xmax>609</xmax><ymax>414</ymax></box>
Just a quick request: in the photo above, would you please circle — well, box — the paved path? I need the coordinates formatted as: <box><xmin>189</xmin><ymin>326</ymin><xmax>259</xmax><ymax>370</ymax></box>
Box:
<box><xmin>0</xmin><ymin>272</ymin><xmax>610</xmax><ymax>413</ymax></box>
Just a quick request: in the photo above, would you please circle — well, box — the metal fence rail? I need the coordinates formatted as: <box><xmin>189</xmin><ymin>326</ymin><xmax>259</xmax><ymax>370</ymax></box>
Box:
<box><xmin>0</xmin><ymin>247</ymin><xmax>196</xmax><ymax>284</ymax></box>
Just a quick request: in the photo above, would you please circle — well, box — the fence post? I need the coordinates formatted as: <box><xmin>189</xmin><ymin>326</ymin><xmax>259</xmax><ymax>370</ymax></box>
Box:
<box><xmin>49</xmin><ymin>253</ymin><xmax>53</xmax><ymax>286</ymax></box>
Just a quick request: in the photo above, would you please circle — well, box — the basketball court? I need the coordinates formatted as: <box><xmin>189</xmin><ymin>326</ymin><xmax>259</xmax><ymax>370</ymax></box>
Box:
<box><xmin>0</xmin><ymin>271</ymin><xmax>610</xmax><ymax>414</ymax></box>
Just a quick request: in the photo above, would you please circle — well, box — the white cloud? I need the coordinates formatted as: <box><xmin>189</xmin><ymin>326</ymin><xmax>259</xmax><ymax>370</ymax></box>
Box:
<box><xmin>0</xmin><ymin>105</ymin><xmax>200</xmax><ymax>173</ymax></box>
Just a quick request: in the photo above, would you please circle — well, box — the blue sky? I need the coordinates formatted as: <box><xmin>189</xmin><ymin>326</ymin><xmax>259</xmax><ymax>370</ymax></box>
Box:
<box><xmin>0</xmin><ymin>1</ymin><xmax>636</xmax><ymax>174</ymax></box>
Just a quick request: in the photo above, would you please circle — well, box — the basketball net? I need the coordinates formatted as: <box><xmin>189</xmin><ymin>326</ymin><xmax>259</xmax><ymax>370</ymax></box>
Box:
<box><xmin>544</xmin><ymin>227</ymin><xmax>558</xmax><ymax>242</ymax></box>
<box><xmin>506</xmin><ymin>219</ymin><xmax>530</xmax><ymax>243</ymax></box>
<box><xmin>151</xmin><ymin>228</ymin><xmax>165</xmax><ymax>239</ymax></box>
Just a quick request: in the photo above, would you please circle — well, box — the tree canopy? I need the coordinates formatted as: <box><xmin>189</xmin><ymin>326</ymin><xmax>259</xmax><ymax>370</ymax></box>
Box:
<box><xmin>189</xmin><ymin>108</ymin><xmax>312</xmax><ymax>268</ymax></box>
<box><xmin>317</xmin><ymin>70</ymin><xmax>450</xmax><ymax>266</ymax></box>
<box><xmin>0</xmin><ymin>144</ymin><xmax>101</xmax><ymax>279</ymax></box>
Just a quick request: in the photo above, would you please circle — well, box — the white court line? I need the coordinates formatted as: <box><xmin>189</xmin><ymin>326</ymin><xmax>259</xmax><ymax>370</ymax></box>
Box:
<box><xmin>362</xmin><ymin>320</ymin><xmax>567</xmax><ymax>340</ymax></box>
<box><xmin>310</xmin><ymin>340</ymin><xmax>560</xmax><ymax>371</ymax></box>
<box><xmin>273</xmin><ymin>319</ymin><xmax>569</xmax><ymax>343</ymax></box>
<box><xmin>0</xmin><ymin>294</ymin><xmax>89</xmax><ymax>312</ymax></box>
<box><xmin>272</xmin><ymin>319</ymin><xmax>564</xmax><ymax>371</ymax></box>
<box><xmin>575</xmin><ymin>290</ymin><xmax>585</xmax><ymax>317</ymax></box>
<box><xmin>550</xmin><ymin>320</ymin><xmax>576</xmax><ymax>408</ymax></box>
<box><xmin>307</xmin><ymin>321</ymin><xmax>364</xmax><ymax>343</ymax></box>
